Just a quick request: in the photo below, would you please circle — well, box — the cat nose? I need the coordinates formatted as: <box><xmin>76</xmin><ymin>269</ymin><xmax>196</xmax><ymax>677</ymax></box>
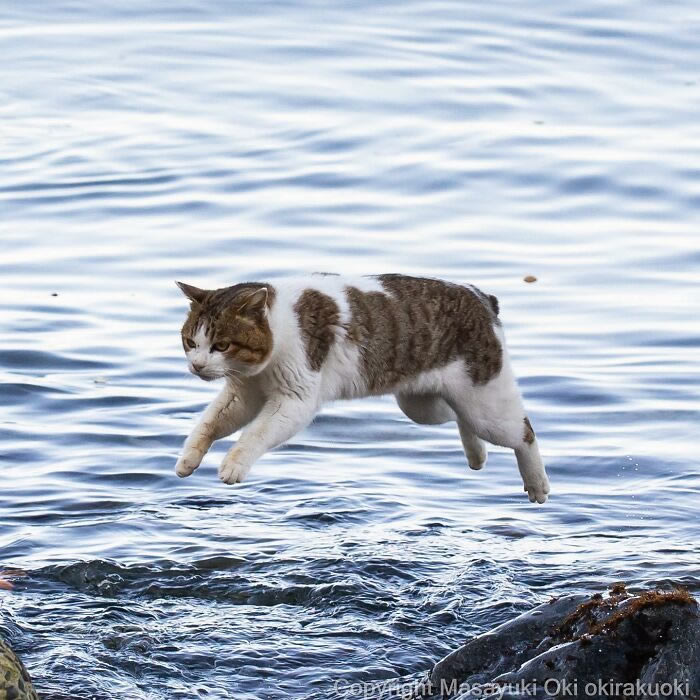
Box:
<box><xmin>191</xmin><ymin>361</ymin><xmax>205</xmax><ymax>373</ymax></box>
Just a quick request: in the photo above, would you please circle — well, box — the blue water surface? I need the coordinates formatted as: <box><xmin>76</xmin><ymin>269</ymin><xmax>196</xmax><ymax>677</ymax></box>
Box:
<box><xmin>1</xmin><ymin>2</ymin><xmax>699</xmax><ymax>698</ymax></box>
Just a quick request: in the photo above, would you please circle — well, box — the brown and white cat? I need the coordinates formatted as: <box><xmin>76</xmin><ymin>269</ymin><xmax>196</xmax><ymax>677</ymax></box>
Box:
<box><xmin>174</xmin><ymin>274</ymin><xmax>550</xmax><ymax>503</ymax></box>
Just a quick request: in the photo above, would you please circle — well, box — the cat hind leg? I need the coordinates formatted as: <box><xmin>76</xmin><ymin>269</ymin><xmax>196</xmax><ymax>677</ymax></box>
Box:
<box><xmin>395</xmin><ymin>392</ymin><xmax>456</xmax><ymax>425</ymax></box>
<box><xmin>492</xmin><ymin>408</ymin><xmax>550</xmax><ymax>503</ymax></box>
<box><xmin>514</xmin><ymin>416</ymin><xmax>550</xmax><ymax>503</ymax></box>
<box><xmin>447</xmin><ymin>369</ymin><xmax>550</xmax><ymax>503</ymax></box>
<box><xmin>457</xmin><ymin>425</ymin><xmax>488</xmax><ymax>470</ymax></box>
<box><xmin>396</xmin><ymin>392</ymin><xmax>486</xmax><ymax>470</ymax></box>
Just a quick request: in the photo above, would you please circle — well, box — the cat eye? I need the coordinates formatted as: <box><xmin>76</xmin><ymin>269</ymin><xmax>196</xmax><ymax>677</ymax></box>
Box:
<box><xmin>185</xmin><ymin>338</ymin><xmax>196</xmax><ymax>349</ymax></box>
<box><xmin>212</xmin><ymin>341</ymin><xmax>230</xmax><ymax>352</ymax></box>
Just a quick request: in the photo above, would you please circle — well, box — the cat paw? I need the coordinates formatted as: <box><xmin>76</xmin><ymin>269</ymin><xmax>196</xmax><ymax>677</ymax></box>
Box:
<box><xmin>218</xmin><ymin>455</ymin><xmax>250</xmax><ymax>485</ymax></box>
<box><xmin>175</xmin><ymin>450</ymin><xmax>203</xmax><ymax>478</ymax></box>
<box><xmin>524</xmin><ymin>474</ymin><xmax>550</xmax><ymax>504</ymax></box>
<box><xmin>467</xmin><ymin>447</ymin><xmax>487</xmax><ymax>471</ymax></box>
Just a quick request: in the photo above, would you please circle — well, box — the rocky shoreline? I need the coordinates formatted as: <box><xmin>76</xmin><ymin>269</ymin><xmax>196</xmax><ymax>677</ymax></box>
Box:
<box><xmin>3</xmin><ymin>584</ymin><xmax>698</xmax><ymax>699</ymax></box>
<box><xmin>1</xmin><ymin>637</ymin><xmax>38</xmax><ymax>700</ymax></box>
<box><xmin>420</xmin><ymin>584</ymin><xmax>699</xmax><ymax>699</ymax></box>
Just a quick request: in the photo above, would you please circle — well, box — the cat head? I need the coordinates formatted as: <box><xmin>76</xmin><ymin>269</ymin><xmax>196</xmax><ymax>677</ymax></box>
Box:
<box><xmin>176</xmin><ymin>281</ymin><xmax>274</xmax><ymax>381</ymax></box>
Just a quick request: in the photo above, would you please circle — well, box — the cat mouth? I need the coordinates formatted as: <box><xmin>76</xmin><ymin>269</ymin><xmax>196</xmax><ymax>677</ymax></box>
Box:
<box><xmin>190</xmin><ymin>368</ymin><xmax>219</xmax><ymax>382</ymax></box>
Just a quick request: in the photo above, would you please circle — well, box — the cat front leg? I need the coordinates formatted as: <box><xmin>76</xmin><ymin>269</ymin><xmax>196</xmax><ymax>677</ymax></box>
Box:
<box><xmin>218</xmin><ymin>395</ymin><xmax>318</xmax><ymax>485</ymax></box>
<box><xmin>176</xmin><ymin>383</ymin><xmax>260</xmax><ymax>478</ymax></box>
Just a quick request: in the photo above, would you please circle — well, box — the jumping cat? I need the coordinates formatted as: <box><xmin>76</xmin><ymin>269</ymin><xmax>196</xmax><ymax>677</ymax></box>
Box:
<box><xmin>174</xmin><ymin>274</ymin><xmax>550</xmax><ymax>503</ymax></box>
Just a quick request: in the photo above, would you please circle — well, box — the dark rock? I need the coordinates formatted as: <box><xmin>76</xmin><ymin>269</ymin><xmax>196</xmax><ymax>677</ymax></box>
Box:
<box><xmin>0</xmin><ymin>638</ymin><xmax>39</xmax><ymax>700</ymax></box>
<box><xmin>421</xmin><ymin>586</ymin><xmax>700</xmax><ymax>700</ymax></box>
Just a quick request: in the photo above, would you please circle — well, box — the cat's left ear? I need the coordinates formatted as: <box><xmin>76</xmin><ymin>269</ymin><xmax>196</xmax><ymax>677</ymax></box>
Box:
<box><xmin>175</xmin><ymin>281</ymin><xmax>208</xmax><ymax>305</ymax></box>
<box><xmin>238</xmin><ymin>287</ymin><xmax>269</xmax><ymax>319</ymax></box>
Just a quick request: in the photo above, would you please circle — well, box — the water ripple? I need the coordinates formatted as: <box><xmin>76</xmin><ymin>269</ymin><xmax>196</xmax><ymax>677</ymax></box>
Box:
<box><xmin>2</xmin><ymin>0</ymin><xmax>700</xmax><ymax>697</ymax></box>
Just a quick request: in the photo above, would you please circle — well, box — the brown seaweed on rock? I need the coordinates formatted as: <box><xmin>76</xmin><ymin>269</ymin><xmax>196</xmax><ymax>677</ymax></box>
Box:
<box><xmin>422</xmin><ymin>586</ymin><xmax>700</xmax><ymax>700</ymax></box>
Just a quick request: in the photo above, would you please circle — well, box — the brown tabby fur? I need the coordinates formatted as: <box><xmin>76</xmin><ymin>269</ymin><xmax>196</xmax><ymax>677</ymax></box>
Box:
<box><xmin>523</xmin><ymin>416</ymin><xmax>536</xmax><ymax>444</ymax></box>
<box><xmin>294</xmin><ymin>289</ymin><xmax>341</xmax><ymax>371</ymax></box>
<box><xmin>180</xmin><ymin>275</ymin><xmax>502</xmax><ymax>387</ymax></box>
<box><xmin>174</xmin><ymin>273</ymin><xmax>550</xmax><ymax>503</ymax></box>
<box><xmin>180</xmin><ymin>283</ymin><xmax>276</xmax><ymax>367</ymax></box>
<box><xmin>343</xmin><ymin>274</ymin><xmax>502</xmax><ymax>392</ymax></box>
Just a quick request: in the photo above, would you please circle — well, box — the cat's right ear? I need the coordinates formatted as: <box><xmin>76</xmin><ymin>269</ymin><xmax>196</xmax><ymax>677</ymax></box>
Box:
<box><xmin>175</xmin><ymin>281</ymin><xmax>208</xmax><ymax>305</ymax></box>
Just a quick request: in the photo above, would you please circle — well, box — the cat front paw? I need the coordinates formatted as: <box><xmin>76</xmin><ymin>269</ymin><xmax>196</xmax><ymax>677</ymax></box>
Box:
<box><xmin>175</xmin><ymin>449</ymin><xmax>204</xmax><ymax>478</ymax></box>
<box><xmin>218</xmin><ymin>452</ymin><xmax>251</xmax><ymax>485</ymax></box>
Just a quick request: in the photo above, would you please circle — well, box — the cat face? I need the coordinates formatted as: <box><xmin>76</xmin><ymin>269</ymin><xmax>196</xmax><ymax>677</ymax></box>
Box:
<box><xmin>176</xmin><ymin>281</ymin><xmax>274</xmax><ymax>381</ymax></box>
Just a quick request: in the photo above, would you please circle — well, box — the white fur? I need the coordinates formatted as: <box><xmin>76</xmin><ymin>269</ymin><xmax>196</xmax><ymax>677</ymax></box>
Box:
<box><xmin>175</xmin><ymin>275</ymin><xmax>550</xmax><ymax>503</ymax></box>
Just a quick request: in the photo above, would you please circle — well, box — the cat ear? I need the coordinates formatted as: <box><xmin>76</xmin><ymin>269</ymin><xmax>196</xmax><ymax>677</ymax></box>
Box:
<box><xmin>238</xmin><ymin>287</ymin><xmax>269</xmax><ymax>318</ymax></box>
<box><xmin>175</xmin><ymin>281</ymin><xmax>208</xmax><ymax>305</ymax></box>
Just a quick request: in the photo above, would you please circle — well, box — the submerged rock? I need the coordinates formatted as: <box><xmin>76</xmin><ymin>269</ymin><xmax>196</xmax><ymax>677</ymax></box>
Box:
<box><xmin>422</xmin><ymin>585</ymin><xmax>700</xmax><ymax>699</ymax></box>
<box><xmin>0</xmin><ymin>637</ymin><xmax>38</xmax><ymax>700</ymax></box>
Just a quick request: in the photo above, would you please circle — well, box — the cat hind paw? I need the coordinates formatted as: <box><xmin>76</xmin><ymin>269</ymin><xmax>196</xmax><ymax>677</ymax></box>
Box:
<box><xmin>524</xmin><ymin>474</ymin><xmax>550</xmax><ymax>504</ymax></box>
<box><xmin>467</xmin><ymin>447</ymin><xmax>487</xmax><ymax>471</ymax></box>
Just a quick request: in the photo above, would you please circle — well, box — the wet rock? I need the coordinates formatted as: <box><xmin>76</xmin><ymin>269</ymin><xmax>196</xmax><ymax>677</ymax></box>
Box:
<box><xmin>423</xmin><ymin>585</ymin><xmax>700</xmax><ymax>699</ymax></box>
<box><xmin>0</xmin><ymin>637</ymin><xmax>38</xmax><ymax>700</ymax></box>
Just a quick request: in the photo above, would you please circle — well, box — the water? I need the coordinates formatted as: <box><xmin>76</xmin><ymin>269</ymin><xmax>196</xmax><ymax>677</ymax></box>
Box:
<box><xmin>1</xmin><ymin>1</ymin><xmax>699</xmax><ymax>698</ymax></box>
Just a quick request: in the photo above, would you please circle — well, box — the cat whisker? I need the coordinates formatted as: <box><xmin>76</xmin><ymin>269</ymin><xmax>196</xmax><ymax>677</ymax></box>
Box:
<box><xmin>224</xmin><ymin>369</ymin><xmax>244</xmax><ymax>383</ymax></box>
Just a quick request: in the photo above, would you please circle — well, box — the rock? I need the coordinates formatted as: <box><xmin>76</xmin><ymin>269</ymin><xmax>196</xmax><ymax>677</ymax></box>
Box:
<box><xmin>1</xmin><ymin>637</ymin><xmax>39</xmax><ymax>700</ymax></box>
<box><xmin>422</xmin><ymin>585</ymin><xmax>700</xmax><ymax>699</ymax></box>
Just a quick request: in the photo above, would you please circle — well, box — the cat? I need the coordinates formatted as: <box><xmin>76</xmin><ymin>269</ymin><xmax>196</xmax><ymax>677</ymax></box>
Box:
<box><xmin>174</xmin><ymin>273</ymin><xmax>550</xmax><ymax>503</ymax></box>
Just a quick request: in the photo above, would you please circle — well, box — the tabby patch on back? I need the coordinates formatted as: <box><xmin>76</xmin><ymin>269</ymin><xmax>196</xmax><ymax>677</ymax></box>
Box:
<box><xmin>345</xmin><ymin>274</ymin><xmax>502</xmax><ymax>393</ymax></box>
<box><xmin>174</xmin><ymin>274</ymin><xmax>550</xmax><ymax>504</ymax></box>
